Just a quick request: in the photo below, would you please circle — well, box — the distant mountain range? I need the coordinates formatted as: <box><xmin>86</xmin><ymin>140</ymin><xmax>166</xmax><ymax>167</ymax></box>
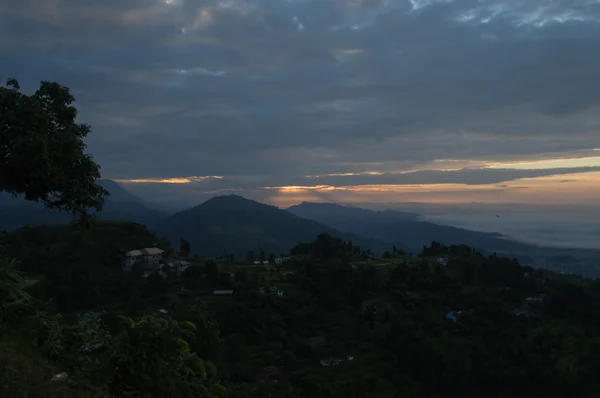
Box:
<box><xmin>0</xmin><ymin>180</ymin><xmax>167</xmax><ymax>231</ymax></box>
<box><xmin>287</xmin><ymin>202</ymin><xmax>532</xmax><ymax>253</ymax></box>
<box><xmin>155</xmin><ymin>195</ymin><xmax>401</xmax><ymax>258</ymax></box>
<box><xmin>3</xmin><ymin>180</ymin><xmax>599</xmax><ymax>272</ymax></box>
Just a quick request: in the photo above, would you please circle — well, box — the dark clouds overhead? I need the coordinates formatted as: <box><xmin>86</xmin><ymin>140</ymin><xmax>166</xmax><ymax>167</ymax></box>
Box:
<box><xmin>2</xmin><ymin>0</ymin><xmax>600</xmax><ymax>204</ymax></box>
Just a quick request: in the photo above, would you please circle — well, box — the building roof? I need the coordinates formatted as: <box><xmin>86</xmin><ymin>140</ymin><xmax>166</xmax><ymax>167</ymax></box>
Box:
<box><xmin>308</xmin><ymin>336</ymin><xmax>326</xmax><ymax>346</ymax></box>
<box><xmin>262</xmin><ymin>366</ymin><xmax>282</xmax><ymax>374</ymax></box>
<box><xmin>125</xmin><ymin>247</ymin><xmax>164</xmax><ymax>256</ymax></box>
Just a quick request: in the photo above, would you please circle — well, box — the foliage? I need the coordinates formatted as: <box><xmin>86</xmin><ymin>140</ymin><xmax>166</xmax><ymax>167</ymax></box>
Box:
<box><xmin>0</xmin><ymin>78</ymin><xmax>108</xmax><ymax>221</ymax></box>
<box><xmin>290</xmin><ymin>233</ymin><xmax>361</xmax><ymax>260</ymax></box>
<box><xmin>107</xmin><ymin>315</ymin><xmax>225</xmax><ymax>397</ymax></box>
<box><xmin>0</xmin><ymin>339</ymin><xmax>109</xmax><ymax>398</ymax></box>
<box><xmin>0</xmin><ymin>222</ymin><xmax>172</xmax><ymax>312</ymax></box>
<box><xmin>180</xmin><ymin>238</ymin><xmax>191</xmax><ymax>257</ymax></box>
<box><xmin>4</xmin><ymin>223</ymin><xmax>600</xmax><ymax>397</ymax></box>
<box><xmin>0</xmin><ymin>260</ymin><xmax>35</xmax><ymax>338</ymax></box>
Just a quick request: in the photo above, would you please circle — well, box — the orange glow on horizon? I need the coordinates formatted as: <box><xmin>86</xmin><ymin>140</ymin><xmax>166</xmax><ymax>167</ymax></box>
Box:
<box><xmin>114</xmin><ymin>176</ymin><xmax>223</xmax><ymax>184</ymax></box>
<box><xmin>264</xmin><ymin>172</ymin><xmax>600</xmax><ymax>208</ymax></box>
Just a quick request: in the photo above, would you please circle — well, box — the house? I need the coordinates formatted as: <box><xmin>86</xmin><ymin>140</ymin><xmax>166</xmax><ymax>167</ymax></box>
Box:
<box><xmin>262</xmin><ymin>261</ymin><xmax>270</xmax><ymax>265</ymax></box>
<box><xmin>258</xmin><ymin>366</ymin><xmax>283</xmax><ymax>383</ymax></box>
<box><xmin>445</xmin><ymin>311</ymin><xmax>461</xmax><ymax>323</ymax></box>
<box><xmin>275</xmin><ymin>257</ymin><xmax>290</xmax><ymax>266</ymax></box>
<box><xmin>308</xmin><ymin>336</ymin><xmax>326</xmax><ymax>347</ymax></box>
<box><xmin>122</xmin><ymin>247</ymin><xmax>164</xmax><ymax>270</ymax></box>
<box><xmin>513</xmin><ymin>302</ymin><xmax>534</xmax><ymax>317</ymax></box>
<box><xmin>213</xmin><ymin>290</ymin><xmax>234</xmax><ymax>295</ymax></box>
<box><xmin>319</xmin><ymin>356</ymin><xmax>354</xmax><ymax>366</ymax></box>
<box><xmin>253</xmin><ymin>261</ymin><xmax>261</xmax><ymax>265</ymax></box>
<box><xmin>525</xmin><ymin>294</ymin><xmax>548</xmax><ymax>304</ymax></box>
<box><xmin>436</xmin><ymin>257</ymin><xmax>449</xmax><ymax>266</ymax></box>
<box><xmin>259</xmin><ymin>286</ymin><xmax>284</xmax><ymax>297</ymax></box>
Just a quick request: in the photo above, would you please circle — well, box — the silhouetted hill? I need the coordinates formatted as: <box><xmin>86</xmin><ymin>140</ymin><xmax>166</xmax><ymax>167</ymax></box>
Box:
<box><xmin>0</xmin><ymin>180</ymin><xmax>167</xmax><ymax>231</ymax></box>
<box><xmin>98</xmin><ymin>179</ymin><xmax>146</xmax><ymax>203</ymax></box>
<box><xmin>288</xmin><ymin>202</ymin><xmax>533</xmax><ymax>253</ymax></box>
<box><xmin>155</xmin><ymin>195</ymin><xmax>401</xmax><ymax>257</ymax></box>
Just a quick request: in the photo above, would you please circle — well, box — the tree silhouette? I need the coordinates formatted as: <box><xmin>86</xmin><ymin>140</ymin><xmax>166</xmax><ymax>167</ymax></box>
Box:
<box><xmin>0</xmin><ymin>78</ymin><xmax>108</xmax><ymax>220</ymax></box>
<box><xmin>180</xmin><ymin>238</ymin><xmax>191</xmax><ymax>257</ymax></box>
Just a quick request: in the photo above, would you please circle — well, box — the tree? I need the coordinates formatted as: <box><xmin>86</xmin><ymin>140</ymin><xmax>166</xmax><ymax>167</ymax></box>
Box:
<box><xmin>0</xmin><ymin>79</ymin><xmax>108</xmax><ymax>220</ymax></box>
<box><xmin>108</xmin><ymin>315</ymin><xmax>225</xmax><ymax>397</ymax></box>
<box><xmin>382</xmin><ymin>251</ymin><xmax>392</xmax><ymax>259</ymax></box>
<box><xmin>205</xmin><ymin>260</ymin><xmax>219</xmax><ymax>281</ymax></box>
<box><xmin>246</xmin><ymin>250</ymin><xmax>256</xmax><ymax>263</ymax></box>
<box><xmin>0</xmin><ymin>258</ymin><xmax>33</xmax><ymax>327</ymax></box>
<box><xmin>259</xmin><ymin>249</ymin><xmax>266</xmax><ymax>263</ymax></box>
<box><xmin>180</xmin><ymin>238</ymin><xmax>191</xmax><ymax>257</ymax></box>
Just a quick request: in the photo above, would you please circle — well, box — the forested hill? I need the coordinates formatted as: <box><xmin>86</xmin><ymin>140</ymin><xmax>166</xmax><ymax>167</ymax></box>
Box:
<box><xmin>3</xmin><ymin>221</ymin><xmax>600</xmax><ymax>397</ymax></box>
<box><xmin>154</xmin><ymin>194</ymin><xmax>404</xmax><ymax>258</ymax></box>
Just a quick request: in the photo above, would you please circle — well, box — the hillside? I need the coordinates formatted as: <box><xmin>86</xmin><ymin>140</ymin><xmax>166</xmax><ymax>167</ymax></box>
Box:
<box><xmin>155</xmin><ymin>195</ymin><xmax>401</xmax><ymax>257</ymax></box>
<box><xmin>288</xmin><ymin>202</ymin><xmax>533</xmax><ymax>253</ymax></box>
<box><xmin>5</xmin><ymin>223</ymin><xmax>600</xmax><ymax>397</ymax></box>
<box><xmin>0</xmin><ymin>221</ymin><xmax>172</xmax><ymax>311</ymax></box>
<box><xmin>0</xmin><ymin>180</ymin><xmax>167</xmax><ymax>231</ymax></box>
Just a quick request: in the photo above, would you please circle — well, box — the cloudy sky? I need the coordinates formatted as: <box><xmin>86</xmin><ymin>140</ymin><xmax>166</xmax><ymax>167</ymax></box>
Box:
<box><xmin>2</xmin><ymin>0</ymin><xmax>600</xmax><ymax>208</ymax></box>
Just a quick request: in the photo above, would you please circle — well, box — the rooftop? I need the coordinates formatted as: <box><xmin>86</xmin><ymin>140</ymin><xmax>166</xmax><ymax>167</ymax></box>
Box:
<box><xmin>125</xmin><ymin>247</ymin><xmax>164</xmax><ymax>256</ymax></box>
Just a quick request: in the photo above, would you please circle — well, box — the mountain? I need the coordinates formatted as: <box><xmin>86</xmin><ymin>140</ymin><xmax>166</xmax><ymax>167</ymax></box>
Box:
<box><xmin>288</xmin><ymin>202</ymin><xmax>534</xmax><ymax>254</ymax></box>
<box><xmin>155</xmin><ymin>195</ymin><xmax>402</xmax><ymax>258</ymax></box>
<box><xmin>98</xmin><ymin>179</ymin><xmax>146</xmax><ymax>204</ymax></box>
<box><xmin>0</xmin><ymin>180</ymin><xmax>167</xmax><ymax>231</ymax></box>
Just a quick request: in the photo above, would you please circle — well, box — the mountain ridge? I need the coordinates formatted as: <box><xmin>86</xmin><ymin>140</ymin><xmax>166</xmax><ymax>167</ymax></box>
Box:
<box><xmin>154</xmin><ymin>194</ymin><xmax>403</xmax><ymax>257</ymax></box>
<box><xmin>0</xmin><ymin>180</ymin><xmax>167</xmax><ymax>231</ymax></box>
<box><xmin>288</xmin><ymin>201</ymin><xmax>531</xmax><ymax>253</ymax></box>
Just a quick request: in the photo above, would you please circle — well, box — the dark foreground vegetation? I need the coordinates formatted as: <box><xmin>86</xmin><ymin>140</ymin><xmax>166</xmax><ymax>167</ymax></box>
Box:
<box><xmin>3</xmin><ymin>224</ymin><xmax>600</xmax><ymax>397</ymax></box>
<box><xmin>3</xmin><ymin>79</ymin><xmax>600</xmax><ymax>397</ymax></box>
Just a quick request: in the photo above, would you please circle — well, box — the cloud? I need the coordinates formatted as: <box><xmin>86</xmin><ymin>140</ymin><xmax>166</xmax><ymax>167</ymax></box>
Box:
<box><xmin>2</xmin><ymin>0</ymin><xmax>600</xmax><ymax>206</ymax></box>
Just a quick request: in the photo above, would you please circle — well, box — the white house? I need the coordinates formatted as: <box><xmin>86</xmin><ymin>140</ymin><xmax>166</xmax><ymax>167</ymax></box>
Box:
<box><xmin>436</xmin><ymin>257</ymin><xmax>449</xmax><ymax>266</ymax></box>
<box><xmin>122</xmin><ymin>247</ymin><xmax>164</xmax><ymax>270</ymax></box>
<box><xmin>275</xmin><ymin>257</ymin><xmax>291</xmax><ymax>266</ymax></box>
<box><xmin>213</xmin><ymin>290</ymin><xmax>234</xmax><ymax>295</ymax></box>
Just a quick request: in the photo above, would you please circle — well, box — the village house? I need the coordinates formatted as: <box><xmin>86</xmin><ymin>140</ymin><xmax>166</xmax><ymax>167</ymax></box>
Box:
<box><xmin>308</xmin><ymin>336</ymin><xmax>326</xmax><ymax>347</ymax></box>
<box><xmin>122</xmin><ymin>247</ymin><xmax>164</xmax><ymax>270</ymax></box>
<box><xmin>259</xmin><ymin>286</ymin><xmax>284</xmax><ymax>297</ymax></box>
<box><xmin>446</xmin><ymin>311</ymin><xmax>461</xmax><ymax>323</ymax></box>
<box><xmin>275</xmin><ymin>257</ymin><xmax>290</xmax><ymax>266</ymax></box>
<box><xmin>320</xmin><ymin>356</ymin><xmax>354</xmax><ymax>366</ymax></box>
<box><xmin>213</xmin><ymin>290</ymin><xmax>235</xmax><ymax>296</ymax></box>
<box><xmin>513</xmin><ymin>302</ymin><xmax>534</xmax><ymax>317</ymax></box>
<box><xmin>526</xmin><ymin>294</ymin><xmax>549</xmax><ymax>304</ymax></box>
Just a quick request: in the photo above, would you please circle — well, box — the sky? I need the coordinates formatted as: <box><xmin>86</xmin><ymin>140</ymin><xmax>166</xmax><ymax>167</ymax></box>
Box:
<box><xmin>2</xmin><ymin>0</ymin><xmax>600</xmax><ymax>209</ymax></box>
